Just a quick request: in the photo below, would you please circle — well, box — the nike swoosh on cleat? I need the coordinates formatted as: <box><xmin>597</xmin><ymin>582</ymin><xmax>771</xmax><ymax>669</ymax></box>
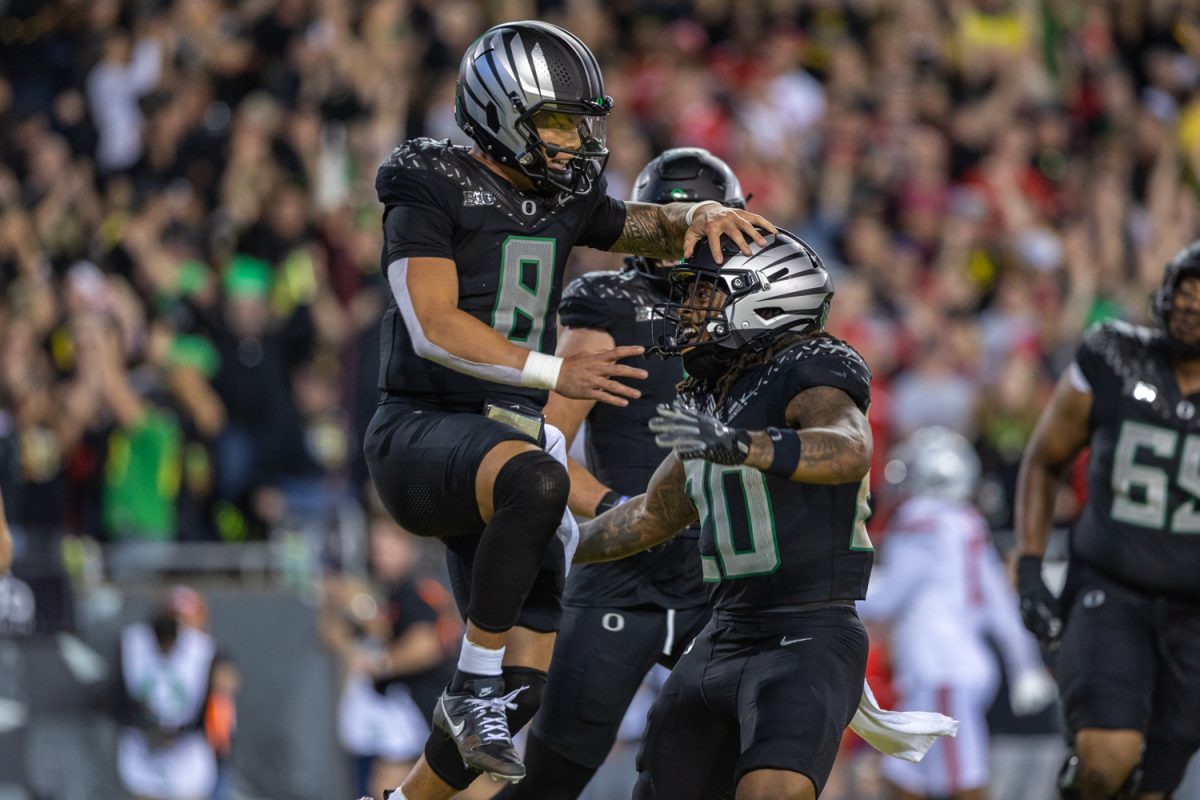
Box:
<box><xmin>441</xmin><ymin>698</ymin><xmax>466</xmax><ymax>737</ymax></box>
<box><xmin>780</xmin><ymin>636</ymin><xmax>813</xmax><ymax>646</ymax></box>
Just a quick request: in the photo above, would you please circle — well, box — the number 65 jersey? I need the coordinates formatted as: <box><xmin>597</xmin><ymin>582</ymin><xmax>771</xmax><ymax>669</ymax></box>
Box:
<box><xmin>682</xmin><ymin>335</ymin><xmax>875</xmax><ymax>613</ymax></box>
<box><xmin>375</xmin><ymin>138</ymin><xmax>627</xmax><ymax>412</ymax></box>
<box><xmin>1073</xmin><ymin>320</ymin><xmax>1200</xmax><ymax>600</ymax></box>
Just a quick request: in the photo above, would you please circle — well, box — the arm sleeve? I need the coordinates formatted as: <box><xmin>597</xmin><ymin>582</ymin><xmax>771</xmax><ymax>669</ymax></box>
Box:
<box><xmin>782</xmin><ymin>351</ymin><xmax>872</xmax><ymax>412</ymax></box>
<box><xmin>576</xmin><ymin>177</ymin><xmax>627</xmax><ymax>251</ymax></box>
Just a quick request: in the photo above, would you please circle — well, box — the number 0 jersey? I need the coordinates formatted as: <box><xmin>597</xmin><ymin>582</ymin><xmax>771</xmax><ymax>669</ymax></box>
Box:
<box><xmin>375</xmin><ymin>138</ymin><xmax>627</xmax><ymax>412</ymax></box>
<box><xmin>683</xmin><ymin>335</ymin><xmax>875</xmax><ymax>613</ymax></box>
<box><xmin>1072</xmin><ymin>320</ymin><xmax>1200</xmax><ymax>600</ymax></box>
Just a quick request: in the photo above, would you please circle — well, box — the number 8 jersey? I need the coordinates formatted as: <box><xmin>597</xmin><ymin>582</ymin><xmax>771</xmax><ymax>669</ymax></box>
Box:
<box><xmin>682</xmin><ymin>335</ymin><xmax>875</xmax><ymax>613</ymax></box>
<box><xmin>375</xmin><ymin>138</ymin><xmax>627</xmax><ymax>412</ymax></box>
<box><xmin>1073</xmin><ymin>320</ymin><xmax>1200</xmax><ymax>600</ymax></box>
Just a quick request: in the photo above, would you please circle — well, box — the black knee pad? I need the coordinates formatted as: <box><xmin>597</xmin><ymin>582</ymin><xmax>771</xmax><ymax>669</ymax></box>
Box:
<box><xmin>493</xmin><ymin>450</ymin><xmax>569</xmax><ymax>522</ymax></box>
<box><xmin>423</xmin><ymin>668</ymin><xmax>549</xmax><ymax>791</ymax></box>
<box><xmin>467</xmin><ymin>452</ymin><xmax>569</xmax><ymax>632</ymax></box>
<box><xmin>502</xmin><ymin>665</ymin><xmax>547</xmax><ymax>733</ymax></box>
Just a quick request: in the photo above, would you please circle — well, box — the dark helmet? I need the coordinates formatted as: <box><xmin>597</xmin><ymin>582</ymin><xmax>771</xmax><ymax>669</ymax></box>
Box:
<box><xmin>1154</xmin><ymin>240</ymin><xmax>1200</xmax><ymax>354</ymax></box>
<box><xmin>627</xmin><ymin>148</ymin><xmax>746</xmax><ymax>281</ymax></box>
<box><xmin>652</xmin><ymin>229</ymin><xmax>833</xmax><ymax>356</ymax></box>
<box><xmin>454</xmin><ymin>21</ymin><xmax>612</xmax><ymax>196</ymax></box>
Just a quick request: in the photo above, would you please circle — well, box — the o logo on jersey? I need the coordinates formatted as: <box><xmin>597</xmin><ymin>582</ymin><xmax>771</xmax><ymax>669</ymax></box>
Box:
<box><xmin>1082</xmin><ymin>589</ymin><xmax>1106</xmax><ymax>609</ymax></box>
<box><xmin>601</xmin><ymin>612</ymin><xmax>625</xmax><ymax>632</ymax></box>
<box><xmin>521</xmin><ymin>199</ymin><xmax>538</xmax><ymax>217</ymax></box>
<box><xmin>1178</xmin><ymin>400</ymin><xmax>1196</xmax><ymax>421</ymax></box>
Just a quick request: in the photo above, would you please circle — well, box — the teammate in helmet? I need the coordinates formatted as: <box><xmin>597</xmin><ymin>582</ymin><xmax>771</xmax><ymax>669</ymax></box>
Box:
<box><xmin>861</xmin><ymin>427</ymin><xmax>1055</xmax><ymax>800</ymax></box>
<box><xmin>573</xmin><ymin>230</ymin><xmax>875</xmax><ymax>800</ymax></box>
<box><xmin>492</xmin><ymin>148</ymin><xmax>745</xmax><ymax>800</ymax></box>
<box><xmin>1016</xmin><ymin>242</ymin><xmax>1200</xmax><ymax>800</ymax></box>
<box><xmin>367</xmin><ymin>21</ymin><xmax>775</xmax><ymax>800</ymax></box>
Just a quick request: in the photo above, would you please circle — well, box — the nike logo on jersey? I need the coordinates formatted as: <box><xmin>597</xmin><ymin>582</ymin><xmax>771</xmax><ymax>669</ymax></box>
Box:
<box><xmin>780</xmin><ymin>636</ymin><xmax>813</xmax><ymax>646</ymax></box>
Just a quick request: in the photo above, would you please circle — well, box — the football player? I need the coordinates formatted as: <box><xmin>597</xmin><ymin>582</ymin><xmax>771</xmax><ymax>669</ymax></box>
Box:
<box><xmin>573</xmin><ymin>230</ymin><xmax>874</xmax><ymax>800</ymax></box>
<box><xmin>861</xmin><ymin>427</ymin><xmax>1055</xmax><ymax>800</ymax></box>
<box><xmin>495</xmin><ymin>148</ymin><xmax>745</xmax><ymax>800</ymax></box>
<box><xmin>1016</xmin><ymin>243</ymin><xmax>1200</xmax><ymax>800</ymax></box>
<box><xmin>365</xmin><ymin>21</ymin><xmax>773</xmax><ymax>800</ymax></box>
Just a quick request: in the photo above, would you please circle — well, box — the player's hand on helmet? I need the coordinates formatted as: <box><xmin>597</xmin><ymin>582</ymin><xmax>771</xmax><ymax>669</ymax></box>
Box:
<box><xmin>649</xmin><ymin>401</ymin><xmax>751</xmax><ymax>465</ymax></box>
<box><xmin>1016</xmin><ymin>555</ymin><xmax>1063</xmax><ymax>648</ymax></box>
<box><xmin>557</xmin><ymin>345</ymin><xmax>648</xmax><ymax>407</ymax></box>
<box><xmin>683</xmin><ymin>205</ymin><xmax>777</xmax><ymax>264</ymax></box>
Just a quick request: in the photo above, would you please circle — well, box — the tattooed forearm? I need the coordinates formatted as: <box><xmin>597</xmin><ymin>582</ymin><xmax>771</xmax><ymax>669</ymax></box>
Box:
<box><xmin>608</xmin><ymin>202</ymin><xmax>691</xmax><ymax>259</ymax></box>
<box><xmin>574</xmin><ymin>498</ymin><xmax>662</xmax><ymax>563</ymax></box>
<box><xmin>574</xmin><ymin>455</ymin><xmax>698</xmax><ymax>563</ymax></box>
<box><xmin>743</xmin><ymin>386</ymin><xmax>872</xmax><ymax>484</ymax></box>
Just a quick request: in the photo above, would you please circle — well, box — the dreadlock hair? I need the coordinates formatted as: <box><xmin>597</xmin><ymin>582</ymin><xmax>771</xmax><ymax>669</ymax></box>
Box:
<box><xmin>677</xmin><ymin>332</ymin><xmax>814</xmax><ymax>411</ymax></box>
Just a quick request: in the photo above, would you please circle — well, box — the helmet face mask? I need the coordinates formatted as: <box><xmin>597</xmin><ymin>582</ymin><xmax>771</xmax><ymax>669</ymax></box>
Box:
<box><xmin>455</xmin><ymin>22</ymin><xmax>612</xmax><ymax>196</ymax></box>
<box><xmin>651</xmin><ymin>230</ymin><xmax>834</xmax><ymax>357</ymax></box>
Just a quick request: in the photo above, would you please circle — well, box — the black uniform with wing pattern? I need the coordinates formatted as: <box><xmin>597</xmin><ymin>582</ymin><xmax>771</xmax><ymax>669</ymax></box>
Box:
<box><xmin>374</xmin><ymin>138</ymin><xmax>626</xmax><ymax>412</ymax></box>
<box><xmin>681</xmin><ymin>334</ymin><xmax>875</xmax><ymax>613</ymax></box>
<box><xmin>1072</xmin><ymin>320</ymin><xmax>1200</xmax><ymax>600</ymax></box>
<box><xmin>557</xmin><ymin>268</ymin><xmax>705</xmax><ymax>609</ymax></box>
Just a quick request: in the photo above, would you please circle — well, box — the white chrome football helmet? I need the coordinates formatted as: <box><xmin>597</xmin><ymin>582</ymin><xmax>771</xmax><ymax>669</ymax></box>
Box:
<box><xmin>886</xmin><ymin>426</ymin><xmax>981</xmax><ymax>502</ymax></box>
<box><xmin>652</xmin><ymin>229</ymin><xmax>833</xmax><ymax>355</ymax></box>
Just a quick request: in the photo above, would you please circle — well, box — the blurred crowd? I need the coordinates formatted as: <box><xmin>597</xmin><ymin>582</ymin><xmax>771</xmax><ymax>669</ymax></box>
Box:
<box><xmin>2</xmin><ymin>0</ymin><xmax>1198</xmax><ymax>556</ymax></box>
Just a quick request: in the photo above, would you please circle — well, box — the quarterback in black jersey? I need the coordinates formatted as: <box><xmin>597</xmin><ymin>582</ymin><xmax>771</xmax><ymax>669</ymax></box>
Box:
<box><xmin>573</xmin><ymin>231</ymin><xmax>875</xmax><ymax>800</ymax></box>
<box><xmin>1017</xmin><ymin>243</ymin><xmax>1200</xmax><ymax>800</ymax></box>
<box><xmin>364</xmin><ymin>21</ymin><xmax>774</xmax><ymax>799</ymax></box>
<box><xmin>494</xmin><ymin>148</ymin><xmax>744</xmax><ymax>800</ymax></box>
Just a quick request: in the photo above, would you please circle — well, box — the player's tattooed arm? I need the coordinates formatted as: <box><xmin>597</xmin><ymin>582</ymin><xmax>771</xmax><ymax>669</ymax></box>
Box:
<box><xmin>609</xmin><ymin>202</ymin><xmax>777</xmax><ymax>263</ymax></box>
<box><xmin>574</xmin><ymin>454</ymin><xmax>698</xmax><ymax>563</ymax></box>
<box><xmin>608</xmin><ymin>202</ymin><xmax>688</xmax><ymax>260</ymax></box>
<box><xmin>742</xmin><ymin>385</ymin><xmax>872</xmax><ymax>484</ymax></box>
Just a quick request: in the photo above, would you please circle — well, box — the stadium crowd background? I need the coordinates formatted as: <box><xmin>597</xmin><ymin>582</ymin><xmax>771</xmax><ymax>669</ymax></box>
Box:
<box><xmin>2</xmin><ymin>0</ymin><xmax>1200</xmax><ymax>798</ymax></box>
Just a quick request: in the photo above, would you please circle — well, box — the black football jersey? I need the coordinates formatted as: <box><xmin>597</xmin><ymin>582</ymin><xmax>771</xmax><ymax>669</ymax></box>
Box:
<box><xmin>558</xmin><ymin>268</ymin><xmax>705</xmax><ymax>609</ymax></box>
<box><xmin>1072</xmin><ymin>320</ymin><xmax>1200</xmax><ymax>600</ymax></box>
<box><xmin>374</xmin><ymin>138</ymin><xmax>627</xmax><ymax>412</ymax></box>
<box><xmin>683</xmin><ymin>335</ymin><xmax>875</xmax><ymax>613</ymax></box>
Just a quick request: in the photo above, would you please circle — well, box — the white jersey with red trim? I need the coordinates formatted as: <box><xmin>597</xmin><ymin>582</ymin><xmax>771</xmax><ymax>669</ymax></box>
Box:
<box><xmin>859</xmin><ymin>496</ymin><xmax>1041</xmax><ymax>689</ymax></box>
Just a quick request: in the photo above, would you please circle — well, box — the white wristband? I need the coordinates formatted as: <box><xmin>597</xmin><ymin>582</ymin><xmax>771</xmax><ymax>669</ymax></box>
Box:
<box><xmin>520</xmin><ymin>351</ymin><xmax>564</xmax><ymax>390</ymax></box>
<box><xmin>685</xmin><ymin>200</ymin><xmax>721</xmax><ymax>227</ymax></box>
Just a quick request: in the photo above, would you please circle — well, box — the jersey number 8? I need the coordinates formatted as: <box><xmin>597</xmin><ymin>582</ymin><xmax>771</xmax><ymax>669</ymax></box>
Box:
<box><xmin>493</xmin><ymin>236</ymin><xmax>556</xmax><ymax>350</ymax></box>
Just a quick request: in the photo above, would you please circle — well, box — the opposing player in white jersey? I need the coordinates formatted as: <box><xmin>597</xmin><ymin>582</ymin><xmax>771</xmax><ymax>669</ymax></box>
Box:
<box><xmin>859</xmin><ymin>427</ymin><xmax>1056</xmax><ymax>800</ymax></box>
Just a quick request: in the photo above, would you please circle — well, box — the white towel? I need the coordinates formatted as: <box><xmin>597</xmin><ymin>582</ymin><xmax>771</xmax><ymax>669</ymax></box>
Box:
<box><xmin>849</xmin><ymin>680</ymin><xmax>959</xmax><ymax>763</ymax></box>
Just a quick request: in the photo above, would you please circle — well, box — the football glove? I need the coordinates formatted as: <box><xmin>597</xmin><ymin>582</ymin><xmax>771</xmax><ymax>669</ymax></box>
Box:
<box><xmin>649</xmin><ymin>401</ymin><xmax>751</xmax><ymax>465</ymax></box>
<box><xmin>1016</xmin><ymin>555</ymin><xmax>1063</xmax><ymax>648</ymax></box>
